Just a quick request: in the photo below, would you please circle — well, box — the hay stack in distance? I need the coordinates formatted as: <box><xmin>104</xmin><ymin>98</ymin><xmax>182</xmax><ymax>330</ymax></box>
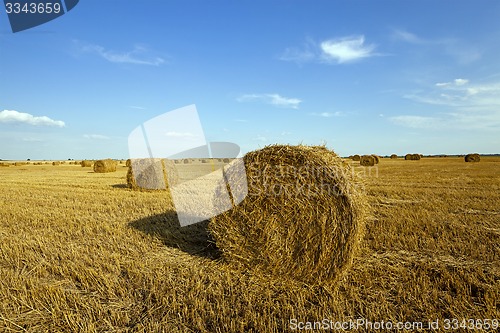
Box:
<box><xmin>371</xmin><ymin>155</ymin><xmax>380</xmax><ymax>164</ymax></box>
<box><xmin>464</xmin><ymin>153</ymin><xmax>480</xmax><ymax>162</ymax></box>
<box><xmin>93</xmin><ymin>159</ymin><xmax>117</xmax><ymax>173</ymax></box>
<box><xmin>127</xmin><ymin>158</ymin><xmax>179</xmax><ymax>191</ymax></box>
<box><xmin>360</xmin><ymin>155</ymin><xmax>375</xmax><ymax>166</ymax></box>
<box><xmin>351</xmin><ymin>154</ymin><xmax>361</xmax><ymax>161</ymax></box>
<box><xmin>405</xmin><ymin>154</ymin><xmax>421</xmax><ymax>160</ymax></box>
<box><xmin>209</xmin><ymin>144</ymin><xmax>368</xmax><ymax>285</ymax></box>
<box><xmin>52</xmin><ymin>161</ymin><xmax>60</xmax><ymax>166</ymax></box>
<box><xmin>81</xmin><ymin>160</ymin><xmax>93</xmax><ymax>167</ymax></box>
<box><xmin>390</xmin><ymin>154</ymin><xmax>398</xmax><ymax>159</ymax></box>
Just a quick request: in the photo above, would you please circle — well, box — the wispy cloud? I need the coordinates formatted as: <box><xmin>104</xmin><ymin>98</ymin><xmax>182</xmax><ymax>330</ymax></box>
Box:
<box><xmin>128</xmin><ymin>105</ymin><xmax>146</xmax><ymax>110</ymax></box>
<box><xmin>237</xmin><ymin>93</ymin><xmax>302</xmax><ymax>109</ymax></box>
<box><xmin>320</xmin><ymin>36</ymin><xmax>376</xmax><ymax>64</ymax></box>
<box><xmin>76</xmin><ymin>41</ymin><xmax>165</xmax><ymax>66</ymax></box>
<box><xmin>392</xmin><ymin>29</ymin><xmax>425</xmax><ymax>44</ymax></box>
<box><xmin>394</xmin><ymin>78</ymin><xmax>500</xmax><ymax>130</ymax></box>
<box><xmin>83</xmin><ymin>134</ymin><xmax>109</xmax><ymax>140</ymax></box>
<box><xmin>392</xmin><ymin>29</ymin><xmax>482</xmax><ymax>64</ymax></box>
<box><xmin>389</xmin><ymin>115</ymin><xmax>441</xmax><ymax>129</ymax></box>
<box><xmin>405</xmin><ymin>78</ymin><xmax>500</xmax><ymax>107</ymax></box>
<box><xmin>0</xmin><ymin>110</ymin><xmax>65</xmax><ymax>127</ymax></box>
<box><xmin>309</xmin><ymin>111</ymin><xmax>343</xmax><ymax>118</ymax></box>
<box><xmin>280</xmin><ymin>35</ymin><xmax>378</xmax><ymax>65</ymax></box>
<box><xmin>435</xmin><ymin>78</ymin><xmax>469</xmax><ymax>87</ymax></box>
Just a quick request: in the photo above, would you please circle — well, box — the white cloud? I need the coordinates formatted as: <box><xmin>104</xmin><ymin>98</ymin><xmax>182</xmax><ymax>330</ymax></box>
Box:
<box><xmin>76</xmin><ymin>41</ymin><xmax>165</xmax><ymax>66</ymax></box>
<box><xmin>83</xmin><ymin>134</ymin><xmax>109</xmax><ymax>140</ymax></box>
<box><xmin>0</xmin><ymin>110</ymin><xmax>65</xmax><ymax>127</ymax></box>
<box><xmin>237</xmin><ymin>93</ymin><xmax>302</xmax><ymax>109</ymax></box>
<box><xmin>320</xmin><ymin>36</ymin><xmax>376</xmax><ymax>63</ymax></box>
<box><xmin>310</xmin><ymin>111</ymin><xmax>343</xmax><ymax>118</ymax></box>
<box><xmin>407</xmin><ymin>79</ymin><xmax>500</xmax><ymax>108</ymax></box>
<box><xmin>280</xmin><ymin>35</ymin><xmax>377</xmax><ymax>65</ymax></box>
<box><xmin>436</xmin><ymin>78</ymin><xmax>469</xmax><ymax>87</ymax></box>
<box><xmin>389</xmin><ymin>115</ymin><xmax>441</xmax><ymax>129</ymax></box>
<box><xmin>128</xmin><ymin>105</ymin><xmax>146</xmax><ymax>110</ymax></box>
<box><xmin>392</xmin><ymin>29</ymin><xmax>425</xmax><ymax>44</ymax></box>
<box><xmin>392</xmin><ymin>29</ymin><xmax>482</xmax><ymax>64</ymax></box>
<box><xmin>400</xmin><ymin>79</ymin><xmax>500</xmax><ymax>130</ymax></box>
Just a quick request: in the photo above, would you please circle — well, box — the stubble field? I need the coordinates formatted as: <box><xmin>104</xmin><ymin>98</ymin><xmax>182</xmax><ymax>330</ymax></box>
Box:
<box><xmin>0</xmin><ymin>157</ymin><xmax>499</xmax><ymax>332</ymax></box>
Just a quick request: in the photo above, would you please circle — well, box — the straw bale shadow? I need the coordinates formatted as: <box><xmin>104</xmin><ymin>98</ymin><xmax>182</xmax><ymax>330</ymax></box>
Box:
<box><xmin>129</xmin><ymin>211</ymin><xmax>220</xmax><ymax>260</ymax></box>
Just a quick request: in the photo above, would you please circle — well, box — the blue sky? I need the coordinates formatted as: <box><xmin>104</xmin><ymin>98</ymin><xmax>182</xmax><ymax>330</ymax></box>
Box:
<box><xmin>1</xmin><ymin>0</ymin><xmax>500</xmax><ymax>160</ymax></box>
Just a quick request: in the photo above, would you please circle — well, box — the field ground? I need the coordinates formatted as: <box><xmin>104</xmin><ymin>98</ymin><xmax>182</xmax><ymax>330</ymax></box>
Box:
<box><xmin>0</xmin><ymin>157</ymin><xmax>499</xmax><ymax>332</ymax></box>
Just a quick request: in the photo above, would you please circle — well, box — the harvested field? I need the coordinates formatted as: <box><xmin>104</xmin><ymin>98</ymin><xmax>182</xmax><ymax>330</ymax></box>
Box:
<box><xmin>0</xmin><ymin>156</ymin><xmax>499</xmax><ymax>331</ymax></box>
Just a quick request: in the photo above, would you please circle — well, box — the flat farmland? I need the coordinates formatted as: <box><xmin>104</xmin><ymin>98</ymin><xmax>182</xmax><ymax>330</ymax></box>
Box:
<box><xmin>0</xmin><ymin>157</ymin><xmax>499</xmax><ymax>332</ymax></box>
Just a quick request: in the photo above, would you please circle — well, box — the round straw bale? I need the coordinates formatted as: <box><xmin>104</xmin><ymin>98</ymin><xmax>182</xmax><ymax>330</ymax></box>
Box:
<box><xmin>127</xmin><ymin>158</ymin><xmax>179</xmax><ymax>190</ymax></box>
<box><xmin>390</xmin><ymin>154</ymin><xmax>398</xmax><ymax>159</ymax></box>
<box><xmin>404</xmin><ymin>154</ymin><xmax>421</xmax><ymax>160</ymax></box>
<box><xmin>222</xmin><ymin>158</ymin><xmax>230</xmax><ymax>163</ymax></box>
<box><xmin>371</xmin><ymin>154</ymin><xmax>380</xmax><ymax>164</ymax></box>
<box><xmin>464</xmin><ymin>153</ymin><xmax>480</xmax><ymax>162</ymax></box>
<box><xmin>360</xmin><ymin>155</ymin><xmax>375</xmax><ymax>166</ymax></box>
<box><xmin>209</xmin><ymin>145</ymin><xmax>368</xmax><ymax>285</ymax></box>
<box><xmin>0</xmin><ymin>162</ymin><xmax>9</xmax><ymax>167</ymax></box>
<box><xmin>52</xmin><ymin>161</ymin><xmax>60</xmax><ymax>166</ymax></box>
<box><xmin>93</xmin><ymin>159</ymin><xmax>117</xmax><ymax>173</ymax></box>
<box><xmin>351</xmin><ymin>154</ymin><xmax>361</xmax><ymax>161</ymax></box>
<box><xmin>183</xmin><ymin>159</ymin><xmax>190</xmax><ymax>164</ymax></box>
<box><xmin>81</xmin><ymin>160</ymin><xmax>93</xmax><ymax>167</ymax></box>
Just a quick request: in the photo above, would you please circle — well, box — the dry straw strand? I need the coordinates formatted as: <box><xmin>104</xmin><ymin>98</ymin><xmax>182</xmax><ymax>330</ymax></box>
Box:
<box><xmin>209</xmin><ymin>144</ymin><xmax>369</xmax><ymax>285</ymax></box>
<box><xmin>93</xmin><ymin>159</ymin><xmax>117</xmax><ymax>173</ymax></box>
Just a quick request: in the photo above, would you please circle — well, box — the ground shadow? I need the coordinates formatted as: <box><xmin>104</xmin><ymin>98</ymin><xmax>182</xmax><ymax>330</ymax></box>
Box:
<box><xmin>112</xmin><ymin>184</ymin><xmax>128</xmax><ymax>189</ymax></box>
<box><xmin>128</xmin><ymin>211</ymin><xmax>220</xmax><ymax>260</ymax></box>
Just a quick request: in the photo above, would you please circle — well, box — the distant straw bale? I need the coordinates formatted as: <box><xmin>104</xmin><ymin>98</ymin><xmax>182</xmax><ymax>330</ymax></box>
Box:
<box><xmin>405</xmin><ymin>154</ymin><xmax>421</xmax><ymax>160</ymax></box>
<box><xmin>360</xmin><ymin>155</ymin><xmax>375</xmax><ymax>166</ymax></box>
<box><xmin>127</xmin><ymin>158</ymin><xmax>179</xmax><ymax>191</ymax></box>
<box><xmin>390</xmin><ymin>154</ymin><xmax>398</xmax><ymax>159</ymax></box>
<box><xmin>81</xmin><ymin>160</ymin><xmax>93</xmax><ymax>167</ymax></box>
<box><xmin>93</xmin><ymin>159</ymin><xmax>117</xmax><ymax>173</ymax></box>
<box><xmin>351</xmin><ymin>154</ymin><xmax>361</xmax><ymax>161</ymax></box>
<box><xmin>183</xmin><ymin>159</ymin><xmax>190</xmax><ymax>164</ymax></box>
<box><xmin>209</xmin><ymin>144</ymin><xmax>368</xmax><ymax>285</ymax></box>
<box><xmin>222</xmin><ymin>158</ymin><xmax>230</xmax><ymax>163</ymax></box>
<box><xmin>464</xmin><ymin>153</ymin><xmax>480</xmax><ymax>162</ymax></box>
<box><xmin>52</xmin><ymin>161</ymin><xmax>60</xmax><ymax>166</ymax></box>
<box><xmin>371</xmin><ymin>155</ymin><xmax>380</xmax><ymax>164</ymax></box>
